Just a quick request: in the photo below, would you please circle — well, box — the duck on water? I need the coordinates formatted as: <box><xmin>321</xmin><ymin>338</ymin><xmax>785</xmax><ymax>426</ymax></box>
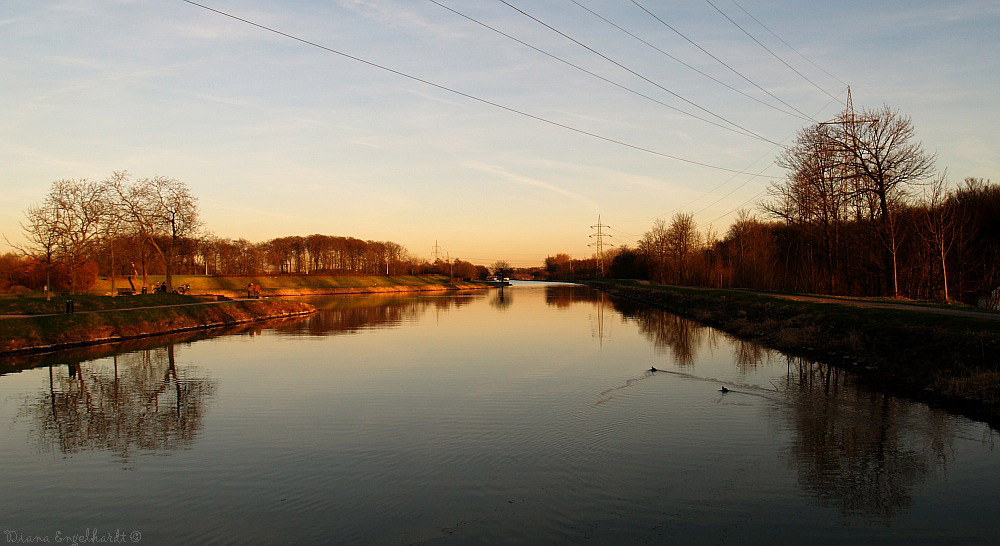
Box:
<box><xmin>649</xmin><ymin>367</ymin><xmax>729</xmax><ymax>393</ymax></box>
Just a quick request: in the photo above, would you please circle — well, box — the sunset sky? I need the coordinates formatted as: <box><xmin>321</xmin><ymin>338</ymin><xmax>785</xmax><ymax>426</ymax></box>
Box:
<box><xmin>3</xmin><ymin>0</ymin><xmax>997</xmax><ymax>267</ymax></box>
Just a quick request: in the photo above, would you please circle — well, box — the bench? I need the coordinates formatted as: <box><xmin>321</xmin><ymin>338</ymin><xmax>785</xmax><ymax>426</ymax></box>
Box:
<box><xmin>117</xmin><ymin>288</ymin><xmax>135</xmax><ymax>296</ymax></box>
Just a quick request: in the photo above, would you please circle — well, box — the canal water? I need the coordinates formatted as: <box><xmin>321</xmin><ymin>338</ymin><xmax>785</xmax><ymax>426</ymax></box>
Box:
<box><xmin>1</xmin><ymin>283</ymin><xmax>996</xmax><ymax>544</ymax></box>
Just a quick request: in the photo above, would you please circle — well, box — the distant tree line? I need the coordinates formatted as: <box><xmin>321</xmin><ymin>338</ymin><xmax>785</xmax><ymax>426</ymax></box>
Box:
<box><xmin>3</xmin><ymin>171</ymin><xmax>488</xmax><ymax>295</ymax></box>
<box><xmin>550</xmin><ymin>106</ymin><xmax>1000</xmax><ymax>305</ymax></box>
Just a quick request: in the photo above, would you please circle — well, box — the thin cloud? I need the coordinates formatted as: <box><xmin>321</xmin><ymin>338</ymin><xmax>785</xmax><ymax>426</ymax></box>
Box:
<box><xmin>463</xmin><ymin>162</ymin><xmax>598</xmax><ymax>209</ymax></box>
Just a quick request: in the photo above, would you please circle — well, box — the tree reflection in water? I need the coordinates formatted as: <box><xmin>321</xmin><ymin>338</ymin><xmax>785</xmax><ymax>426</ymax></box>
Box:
<box><xmin>543</xmin><ymin>284</ymin><xmax>961</xmax><ymax>523</ymax></box>
<box><xmin>733</xmin><ymin>338</ymin><xmax>779</xmax><ymax>373</ymax></box>
<box><xmin>610</xmin><ymin>299</ymin><xmax>708</xmax><ymax>366</ymax></box>
<box><xmin>490</xmin><ymin>287</ymin><xmax>512</xmax><ymax>310</ymax></box>
<box><xmin>779</xmin><ymin>357</ymin><xmax>954</xmax><ymax>523</ymax></box>
<box><xmin>20</xmin><ymin>344</ymin><xmax>216</xmax><ymax>459</ymax></box>
<box><xmin>544</xmin><ymin>285</ymin><xmax>717</xmax><ymax>365</ymax></box>
<box><xmin>273</xmin><ymin>294</ymin><xmax>478</xmax><ymax>335</ymax></box>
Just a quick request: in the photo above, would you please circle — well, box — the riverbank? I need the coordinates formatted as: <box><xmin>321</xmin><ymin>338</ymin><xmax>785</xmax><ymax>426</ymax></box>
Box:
<box><xmin>0</xmin><ymin>298</ymin><xmax>315</xmax><ymax>356</ymax></box>
<box><xmin>90</xmin><ymin>274</ymin><xmax>485</xmax><ymax>298</ymax></box>
<box><xmin>589</xmin><ymin>280</ymin><xmax>1000</xmax><ymax>426</ymax></box>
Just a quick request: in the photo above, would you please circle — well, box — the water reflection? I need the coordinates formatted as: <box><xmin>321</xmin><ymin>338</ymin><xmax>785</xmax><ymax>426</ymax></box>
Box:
<box><xmin>0</xmin><ymin>324</ymin><xmax>266</xmax><ymax>378</ymax></box>
<box><xmin>779</xmin><ymin>357</ymin><xmax>953</xmax><ymax>523</ymax></box>
<box><xmin>544</xmin><ymin>284</ymin><xmax>965</xmax><ymax>523</ymax></box>
<box><xmin>18</xmin><ymin>344</ymin><xmax>216</xmax><ymax>459</ymax></box>
<box><xmin>734</xmin><ymin>338</ymin><xmax>773</xmax><ymax>373</ymax></box>
<box><xmin>2</xmin><ymin>287</ymin><xmax>996</xmax><ymax>540</ymax></box>
<box><xmin>544</xmin><ymin>284</ymin><xmax>598</xmax><ymax>308</ymax></box>
<box><xmin>490</xmin><ymin>287</ymin><xmax>512</xmax><ymax>310</ymax></box>
<box><xmin>606</xmin><ymin>296</ymin><xmax>709</xmax><ymax>366</ymax></box>
<box><xmin>275</xmin><ymin>294</ymin><xmax>479</xmax><ymax>335</ymax></box>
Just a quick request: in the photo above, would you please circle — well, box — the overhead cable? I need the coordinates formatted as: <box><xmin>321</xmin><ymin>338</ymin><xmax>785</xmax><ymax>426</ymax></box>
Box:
<box><xmin>428</xmin><ymin>0</ymin><xmax>781</xmax><ymax>145</ymax></box>
<box><xmin>179</xmin><ymin>0</ymin><xmax>782</xmax><ymax>178</ymax></box>
<box><xmin>727</xmin><ymin>0</ymin><xmax>847</xmax><ymax>87</ymax></box>
<box><xmin>567</xmin><ymin>0</ymin><xmax>811</xmax><ymax>122</ymax></box>
<box><xmin>497</xmin><ymin>0</ymin><xmax>778</xmax><ymax>145</ymax></box>
<box><xmin>703</xmin><ymin>0</ymin><xmax>841</xmax><ymax>101</ymax></box>
<box><xmin>630</xmin><ymin>0</ymin><xmax>820</xmax><ymax>120</ymax></box>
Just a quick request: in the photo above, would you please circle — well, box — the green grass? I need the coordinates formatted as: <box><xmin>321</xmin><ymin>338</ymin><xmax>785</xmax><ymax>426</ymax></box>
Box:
<box><xmin>0</xmin><ymin>298</ymin><xmax>314</xmax><ymax>355</ymax></box>
<box><xmin>0</xmin><ymin>293</ymin><xmax>208</xmax><ymax>315</ymax></box>
<box><xmin>88</xmin><ymin>274</ymin><xmax>474</xmax><ymax>294</ymax></box>
<box><xmin>812</xmin><ymin>293</ymin><xmax>998</xmax><ymax>313</ymax></box>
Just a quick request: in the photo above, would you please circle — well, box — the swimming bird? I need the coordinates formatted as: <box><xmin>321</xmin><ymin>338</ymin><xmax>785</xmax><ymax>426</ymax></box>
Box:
<box><xmin>719</xmin><ymin>386</ymin><xmax>729</xmax><ymax>393</ymax></box>
<box><xmin>650</xmin><ymin>366</ymin><xmax>658</xmax><ymax>372</ymax></box>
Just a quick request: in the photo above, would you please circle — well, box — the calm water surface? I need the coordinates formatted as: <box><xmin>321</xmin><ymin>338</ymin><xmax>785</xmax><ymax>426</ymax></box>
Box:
<box><xmin>1</xmin><ymin>283</ymin><xmax>997</xmax><ymax>545</ymax></box>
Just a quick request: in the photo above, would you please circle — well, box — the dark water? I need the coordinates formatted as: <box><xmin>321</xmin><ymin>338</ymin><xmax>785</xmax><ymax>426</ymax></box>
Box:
<box><xmin>1</xmin><ymin>283</ymin><xmax>997</xmax><ymax>545</ymax></box>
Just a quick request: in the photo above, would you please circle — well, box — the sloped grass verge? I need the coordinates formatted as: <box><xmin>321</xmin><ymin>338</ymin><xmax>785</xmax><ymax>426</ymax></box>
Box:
<box><xmin>589</xmin><ymin>281</ymin><xmax>1000</xmax><ymax>427</ymax></box>
<box><xmin>0</xmin><ymin>299</ymin><xmax>315</xmax><ymax>356</ymax></box>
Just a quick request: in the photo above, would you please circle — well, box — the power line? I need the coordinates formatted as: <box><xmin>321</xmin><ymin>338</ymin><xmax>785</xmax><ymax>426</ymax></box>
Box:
<box><xmin>588</xmin><ymin>215</ymin><xmax>614</xmax><ymax>277</ymax></box>
<box><xmin>688</xmin><ymin>89</ymin><xmax>848</xmax><ymax>217</ymax></box>
<box><xmin>567</xmin><ymin>0</ymin><xmax>811</xmax><ymax>122</ymax></box>
<box><xmin>630</xmin><ymin>0</ymin><xmax>823</xmax><ymax>120</ymax></box>
<box><xmin>603</xmin><ymin>88</ymin><xmax>846</xmax><ymax>228</ymax></box>
<box><xmin>497</xmin><ymin>0</ymin><xmax>779</xmax><ymax>145</ymax></box>
<box><xmin>702</xmin><ymin>0</ymin><xmax>840</xmax><ymax>101</ymax></box>
<box><xmin>693</xmin><ymin>162</ymin><xmax>772</xmax><ymax>215</ymax></box>
<box><xmin>179</xmin><ymin>0</ymin><xmax>784</xmax><ymax>179</ymax></box>
<box><xmin>727</xmin><ymin>0</ymin><xmax>846</xmax><ymax>87</ymax></box>
<box><xmin>428</xmin><ymin>0</ymin><xmax>781</xmax><ymax>144</ymax></box>
<box><xmin>707</xmin><ymin>188</ymin><xmax>767</xmax><ymax>224</ymax></box>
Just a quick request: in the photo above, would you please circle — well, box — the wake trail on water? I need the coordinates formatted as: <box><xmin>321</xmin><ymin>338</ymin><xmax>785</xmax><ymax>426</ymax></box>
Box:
<box><xmin>593</xmin><ymin>370</ymin><xmax>659</xmax><ymax>406</ymax></box>
<box><xmin>593</xmin><ymin>367</ymin><xmax>786</xmax><ymax>407</ymax></box>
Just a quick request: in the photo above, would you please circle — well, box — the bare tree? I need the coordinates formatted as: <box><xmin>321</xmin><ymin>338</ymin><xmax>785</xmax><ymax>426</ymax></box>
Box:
<box><xmin>111</xmin><ymin>173</ymin><xmax>200</xmax><ymax>292</ymax></box>
<box><xmin>639</xmin><ymin>218</ymin><xmax>671</xmax><ymax>284</ymax></box>
<box><xmin>667</xmin><ymin>212</ymin><xmax>699</xmax><ymax>285</ymax></box>
<box><xmin>920</xmin><ymin>173</ymin><xmax>956</xmax><ymax>301</ymax></box>
<box><xmin>837</xmin><ymin>106</ymin><xmax>936</xmax><ymax>296</ymax></box>
<box><xmin>490</xmin><ymin>260</ymin><xmax>512</xmax><ymax>279</ymax></box>
<box><xmin>767</xmin><ymin>123</ymin><xmax>849</xmax><ymax>293</ymax></box>
<box><xmin>12</xmin><ymin>204</ymin><xmax>61</xmax><ymax>300</ymax></box>
<box><xmin>47</xmin><ymin>179</ymin><xmax>108</xmax><ymax>294</ymax></box>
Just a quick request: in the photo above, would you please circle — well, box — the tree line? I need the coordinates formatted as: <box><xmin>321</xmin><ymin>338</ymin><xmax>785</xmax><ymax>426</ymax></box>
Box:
<box><xmin>3</xmin><ymin>171</ymin><xmax>489</xmax><ymax>295</ymax></box>
<box><xmin>550</xmin><ymin>105</ymin><xmax>999</xmax><ymax>305</ymax></box>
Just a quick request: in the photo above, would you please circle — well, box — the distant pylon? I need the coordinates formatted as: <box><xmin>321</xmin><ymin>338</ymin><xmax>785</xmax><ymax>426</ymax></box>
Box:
<box><xmin>589</xmin><ymin>215</ymin><xmax>614</xmax><ymax>278</ymax></box>
<box><xmin>432</xmin><ymin>240</ymin><xmax>442</xmax><ymax>261</ymax></box>
<box><xmin>817</xmin><ymin>86</ymin><xmax>878</xmax><ymax>221</ymax></box>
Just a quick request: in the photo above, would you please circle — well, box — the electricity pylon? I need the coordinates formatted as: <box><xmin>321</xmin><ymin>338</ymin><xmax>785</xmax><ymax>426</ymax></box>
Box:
<box><xmin>589</xmin><ymin>215</ymin><xmax>614</xmax><ymax>278</ymax></box>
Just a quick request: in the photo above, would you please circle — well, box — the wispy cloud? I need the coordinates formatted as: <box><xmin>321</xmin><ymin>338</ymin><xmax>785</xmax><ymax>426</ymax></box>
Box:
<box><xmin>463</xmin><ymin>162</ymin><xmax>598</xmax><ymax>209</ymax></box>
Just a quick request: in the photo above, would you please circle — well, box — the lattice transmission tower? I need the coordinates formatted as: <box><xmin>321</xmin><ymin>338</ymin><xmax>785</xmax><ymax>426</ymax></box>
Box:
<box><xmin>589</xmin><ymin>215</ymin><xmax>614</xmax><ymax>278</ymax></box>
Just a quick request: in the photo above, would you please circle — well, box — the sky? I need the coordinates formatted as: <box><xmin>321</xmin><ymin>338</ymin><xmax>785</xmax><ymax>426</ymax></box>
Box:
<box><xmin>2</xmin><ymin>0</ymin><xmax>998</xmax><ymax>267</ymax></box>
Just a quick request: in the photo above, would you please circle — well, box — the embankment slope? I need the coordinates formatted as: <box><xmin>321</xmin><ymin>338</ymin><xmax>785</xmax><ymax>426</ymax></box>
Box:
<box><xmin>0</xmin><ymin>299</ymin><xmax>315</xmax><ymax>356</ymax></box>
<box><xmin>591</xmin><ymin>281</ymin><xmax>1000</xmax><ymax>426</ymax></box>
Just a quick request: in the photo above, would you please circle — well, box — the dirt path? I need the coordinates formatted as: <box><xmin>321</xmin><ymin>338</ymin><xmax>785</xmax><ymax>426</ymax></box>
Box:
<box><xmin>737</xmin><ymin>290</ymin><xmax>1000</xmax><ymax>321</ymax></box>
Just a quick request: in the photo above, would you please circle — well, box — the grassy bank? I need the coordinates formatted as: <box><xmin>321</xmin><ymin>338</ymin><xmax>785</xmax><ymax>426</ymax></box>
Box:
<box><xmin>589</xmin><ymin>280</ymin><xmax>1000</xmax><ymax>426</ymax></box>
<box><xmin>0</xmin><ymin>298</ymin><xmax>315</xmax><ymax>356</ymax></box>
<box><xmin>0</xmin><ymin>293</ymin><xmax>213</xmax><ymax>315</ymax></box>
<box><xmin>88</xmin><ymin>274</ymin><xmax>484</xmax><ymax>297</ymax></box>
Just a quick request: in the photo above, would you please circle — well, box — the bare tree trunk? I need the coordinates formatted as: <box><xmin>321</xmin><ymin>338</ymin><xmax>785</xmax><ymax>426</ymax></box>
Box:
<box><xmin>110</xmin><ymin>242</ymin><xmax>116</xmax><ymax>297</ymax></box>
<box><xmin>940</xmin><ymin>246</ymin><xmax>949</xmax><ymax>302</ymax></box>
<box><xmin>69</xmin><ymin>252</ymin><xmax>77</xmax><ymax>295</ymax></box>
<box><xmin>891</xmin><ymin>247</ymin><xmax>900</xmax><ymax>298</ymax></box>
